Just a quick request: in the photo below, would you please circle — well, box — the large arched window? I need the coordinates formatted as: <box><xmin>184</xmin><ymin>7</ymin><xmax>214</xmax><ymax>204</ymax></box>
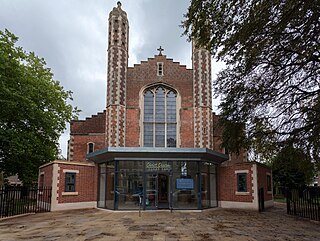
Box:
<box><xmin>143</xmin><ymin>86</ymin><xmax>177</xmax><ymax>147</ymax></box>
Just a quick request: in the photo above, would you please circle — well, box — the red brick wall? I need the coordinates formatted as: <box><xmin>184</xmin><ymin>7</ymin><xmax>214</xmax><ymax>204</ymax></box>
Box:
<box><xmin>125</xmin><ymin>108</ymin><xmax>140</xmax><ymax>147</ymax></box>
<box><xmin>212</xmin><ymin>113</ymin><xmax>224</xmax><ymax>153</ymax></box>
<box><xmin>39</xmin><ymin>164</ymin><xmax>53</xmax><ymax>187</ymax></box>
<box><xmin>218</xmin><ymin>163</ymin><xmax>254</xmax><ymax>202</ymax></box>
<box><xmin>69</xmin><ymin>111</ymin><xmax>106</xmax><ymax>162</ymax></box>
<box><xmin>71</xmin><ymin>134</ymin><xmax>105</xmax><ymax>162</ymax></box>
<box><xmin>180</xmin><ymin>109</ymin><xmax>194</xmax><ymax>147</ymax></box>
<box><xmin>126</xmin><ymin>55</ymin><xmax>194</xmax><ymax>147</ymax></box>
<box><xmin>257</xmin><ymin>164</ymin><xmax>273</xmax><ymax>201</ymax></box>
<box><xmin>57</xmin><ymin>164</ymin><xmax>97</xmax><ymax>203</ymax></box>
<box><xmin>71</xmin><ymin>111</ymin><xmax>106</xmax><ymax>134</ymax></box>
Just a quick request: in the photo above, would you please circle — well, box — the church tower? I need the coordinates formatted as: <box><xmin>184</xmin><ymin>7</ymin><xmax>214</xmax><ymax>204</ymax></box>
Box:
<box><xmin>192</xmin><ymin>42</ymin><xmax>213</xmax><ymax>148</ymax></box>
<box><xmin>106</xmin><ymin>2</ymin><xmax>129</xmax><ymax>147</ymax></box>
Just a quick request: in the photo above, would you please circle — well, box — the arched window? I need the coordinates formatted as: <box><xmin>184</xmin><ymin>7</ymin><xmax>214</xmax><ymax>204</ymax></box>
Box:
<box><xmin>87</xmin><ymin>143</ymin><xmax>94</xmax><ymax>154</ymax></box>
<box><xmin>143</xmin><ymin>86</ymin><xmax>177</xmax><ymax>147</ymax></box>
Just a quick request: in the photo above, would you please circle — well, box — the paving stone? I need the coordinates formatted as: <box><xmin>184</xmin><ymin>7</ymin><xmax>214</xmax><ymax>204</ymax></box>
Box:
<box><xmin>0</xmin><ymin>204</ymin><xmax>319</xmax><ymax>241</ymax></box>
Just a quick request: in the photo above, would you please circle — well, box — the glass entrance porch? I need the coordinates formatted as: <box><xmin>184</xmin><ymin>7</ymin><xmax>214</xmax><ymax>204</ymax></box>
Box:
<box><xmin>98</xmin><ymin>160</ymin><xmax>218</xmax><ymax>210</ymax></box>
<box><xmin>90</xmin><ymin>147</ymin><xmax>228</xmax><ymax>210</ymax></box>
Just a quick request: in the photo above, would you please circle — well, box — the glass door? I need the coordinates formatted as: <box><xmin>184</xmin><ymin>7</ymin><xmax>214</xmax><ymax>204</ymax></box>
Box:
<box><xmin>145</xmin><ymin>173</ymin><xmax>158</xmax><ymax>209</ymax></box>
<box><xmin>158</xmin><ymin>173</ymin><xmax>169</xmax><ymax>209</ymax></box>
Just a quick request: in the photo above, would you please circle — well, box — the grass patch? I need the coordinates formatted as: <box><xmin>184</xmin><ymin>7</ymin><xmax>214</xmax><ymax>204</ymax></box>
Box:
<box><xmin>274</xmin><ymin>197</ymin><xmax>286</xmax><ymax>203</ymax></box>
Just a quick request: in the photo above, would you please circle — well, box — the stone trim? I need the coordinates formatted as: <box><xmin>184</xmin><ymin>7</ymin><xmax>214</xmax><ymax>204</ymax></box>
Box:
<box><xmin>62</xmin><ymin>192</ymin><xmax>79</xmax><ymax>196</ymax></box>
<box><xmin>62</xmin><ymin>169</ymin><xmax>79</xmax><ymax>173</ymax></box>
<box><xmin>51</xmin><ymin>163</ymin><xmax>59</xmax><ymax>211</ymax></box>
<box><xmin>235</xmin><ymin>191</ymin><xmax>250</xmax><ymax>195</ymax></box>
<box><xmin>234</xmin><ymin>170</ymin><xmax>249</xmax><ymax>174</ymax></box>
<box><xmin>39</xmin><ymin>160</ymin><xmax>95</xmax><ymax>169</ymax></box>
<box><xmin>219</xmin><ymin>201</ymin><xmax>257</xmax><ymax>210</ymax></box>
<box><xmin>51</xmin><ymin>201</ymin><xmax>97</xmax><ymax>211</ymax></box>
<box><xmin>252</xmin><ymin>164</ymin><xmax>259</xmax><ymax>210</ymax></box>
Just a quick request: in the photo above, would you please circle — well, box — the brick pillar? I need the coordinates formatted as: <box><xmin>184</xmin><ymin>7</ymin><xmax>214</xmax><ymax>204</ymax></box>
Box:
<box><xmin>192</xmin><ymin>42</ymin><xmax>213</xmax><ymax>148</ymax></box>
<box><xmin>106</xmin><ymin>2</ymin><xmax>128</xmax><ymax>147</ymax></box>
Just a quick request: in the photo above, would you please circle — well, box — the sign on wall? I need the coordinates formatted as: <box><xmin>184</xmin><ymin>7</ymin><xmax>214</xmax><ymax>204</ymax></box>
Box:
<box><xmin>146</xmin><ymin>161</ymin><xmax>171</xmax><ymax>171</ymax></box>
<box><xmin>176</xmin><ymin>178</ymin><xmax>194</xmax><ymax>189</ymax></box>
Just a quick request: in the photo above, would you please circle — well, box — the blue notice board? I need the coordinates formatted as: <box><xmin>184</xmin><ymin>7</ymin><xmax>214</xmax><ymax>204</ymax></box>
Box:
<box><xmin>176</xmin><ymin>178</ymin><xmax>194</xmax><ymax>189</ymax></box>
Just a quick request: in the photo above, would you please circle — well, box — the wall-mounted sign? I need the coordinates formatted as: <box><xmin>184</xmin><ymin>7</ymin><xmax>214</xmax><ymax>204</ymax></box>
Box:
<box><xmin>176</xmin><ymin>178</ymin><xmax>194</xmax><ymax>189</ymax></box>
<box><xmin>146</xmin><ymin>161</ymin><xmax>171</xmax><ymax>171</ymax></box>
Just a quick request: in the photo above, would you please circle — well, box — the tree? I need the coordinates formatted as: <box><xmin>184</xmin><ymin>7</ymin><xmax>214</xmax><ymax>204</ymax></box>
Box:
<box><xmin>270</xmin><ymin>145</ymin><xmax>315</xmax><ymax>188</ymax></box>
<box><xmin>183</xmin><ymin>0</ymin><xmax>320</xmax><ymax>166</ymax></box>
<box><xmin>0</xmin><ymin>29</ymin><xmax>79</xmax><ymax>185</ymax></box>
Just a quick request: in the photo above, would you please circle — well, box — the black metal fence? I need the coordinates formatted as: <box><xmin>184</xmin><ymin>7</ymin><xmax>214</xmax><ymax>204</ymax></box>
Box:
<box><xmin>0</xmin><ymin>186</ymin><xmax>52</xmax><ymax>218</ymax></box>
<box><xmin>286</xmin><ymin>187</ymin><xmax>320</xmax><ymax>221</ymax></box>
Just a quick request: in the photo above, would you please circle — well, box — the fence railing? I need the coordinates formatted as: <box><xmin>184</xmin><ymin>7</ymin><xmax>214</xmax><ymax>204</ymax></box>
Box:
<box><xmin>286</xmin><ymin>187</ymin><xmax>320</xmax><ymax>221</ymax></box>
<box><xmin>0</xmin><ymin>186</ymin><xmax>52</xmax><ymax>218</ymax></box>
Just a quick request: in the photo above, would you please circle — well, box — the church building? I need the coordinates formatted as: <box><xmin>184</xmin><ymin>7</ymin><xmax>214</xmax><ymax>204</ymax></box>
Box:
<box><xmin>39</xmin><ymin>2</ymin><xmax>273</xmax><ymax>211</ymax></box>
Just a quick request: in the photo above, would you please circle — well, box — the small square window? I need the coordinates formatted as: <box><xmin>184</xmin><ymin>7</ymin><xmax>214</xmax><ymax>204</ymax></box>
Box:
<box><xmin>65</xmin><ymin>173</ymin><xmax>76</xmax><ymax>192</ymax></box>
<box><xmin>267</xmin><ymin>174</ymin><xmax>272</xmax><ymax>192</ymax></box>
<box><xmin>237</xmin><ymin>173</ymin><xmax>247</xmax><ymax>192</ymax></box>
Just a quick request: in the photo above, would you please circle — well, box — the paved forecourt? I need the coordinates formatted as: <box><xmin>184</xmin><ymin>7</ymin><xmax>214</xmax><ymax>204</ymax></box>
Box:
<box><xmin>0</xmin><ymin>203</ymin><xmax>318</xmax><ymax>241</ymax></box>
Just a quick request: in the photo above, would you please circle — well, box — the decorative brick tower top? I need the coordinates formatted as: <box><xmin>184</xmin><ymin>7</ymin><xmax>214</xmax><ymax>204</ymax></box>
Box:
<box><xmin>192</xmin><ymin>42</ymin><xmax>213</xmax><ymax>148</ymax></box>
<box><xmin>106</xmin><ymin>1</ymin><xmax>129</xmax><ymax>147</ymax></box>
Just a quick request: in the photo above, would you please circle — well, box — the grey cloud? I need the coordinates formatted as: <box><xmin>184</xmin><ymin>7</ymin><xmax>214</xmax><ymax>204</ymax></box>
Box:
<box><xmin>0</xmin><ymin>0</ymin><xmax>221</xmax><ymax>157</ymax></box>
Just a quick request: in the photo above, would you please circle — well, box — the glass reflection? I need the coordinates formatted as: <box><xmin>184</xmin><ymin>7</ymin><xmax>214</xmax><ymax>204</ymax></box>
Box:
<box><xmin>116</xmin><ymin>161</ymin><xmax>143</xmax><ymax>210</ymax></box>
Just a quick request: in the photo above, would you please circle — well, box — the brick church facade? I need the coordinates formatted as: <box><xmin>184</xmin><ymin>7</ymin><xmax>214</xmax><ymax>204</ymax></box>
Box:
<box><xmin>39</xmin><ymin>2</ymin><xmax>273</xmax><ymax>211</ymax></box>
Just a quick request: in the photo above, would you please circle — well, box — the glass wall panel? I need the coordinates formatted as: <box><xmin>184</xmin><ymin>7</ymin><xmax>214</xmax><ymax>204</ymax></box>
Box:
<box><xmin>145</xmin><ymin>173</ymin><xmax>158</xmax><ymax>209</ymax></box>
<box><xmin>200</xmin><ymin>162</ymin><xmax>217</xmax><ymax>208</ymax></box>
<box><xmin>201</xmin><ymin>163</ymin><xmax>210</xmax><ymax>208</ymax></box>
<box><xmin>106</xmin><ymin>162</ymin><xmax>115</xmax><ymax>209</ymax></box>
<box><xmin>117</xmin><ymin>161</ymin><xmax>144</xmax><ymax>210</ymax></box>
<box><xmin>99</xmin><ymin>160</ymin><xmax>217</xmax><ymax>210</ymax></box>
<box><xmin>172</xmin><ymin>161</ymin><xmax>198</xmax><ymax>209</ymax></box>
<box><xmin>98</xmin><ymin>164</ymin><xmax>106</xmax><ymax>208</ymax></box>
<box><xmin>210</xmin><ymin>172</ymin><xmax>217</xmax><ymax>207</ymax></box>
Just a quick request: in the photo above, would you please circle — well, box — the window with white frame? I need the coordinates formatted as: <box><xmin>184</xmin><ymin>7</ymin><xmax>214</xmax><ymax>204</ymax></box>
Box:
<box><xmin>65</xmin><ymin>172</ymin><xmax>76</xmax><ymax>192</ymax></box>
<box><xmin>237</xmin><ymin>173</ymin><xmax>247</xmax><ymax>192</ymax></box>
<box><xmin>88</xmin><ymin>142</ymin><xmax>94</xmax><ymax>154</ymax></box>
<box><xmin>157</xmin><ymin>62</ymin><xmax>164</xmax><ymax>76</ymax></box>
<box><xmin>143</xmin><ymin>86</ymin><xmax>177</xmax><ymax>147</ymax></box>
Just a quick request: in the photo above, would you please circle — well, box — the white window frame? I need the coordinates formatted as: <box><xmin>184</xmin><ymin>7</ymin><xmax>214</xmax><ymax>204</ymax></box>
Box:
<box><xmin>157</xmin><ymin>62</ymin><xmax>164</xmax><ymax>76</ymax></box>
<box><xmin>87</xmin><ymin>142</ymin><xmax>95</xmax><ymax>154</ymax></box>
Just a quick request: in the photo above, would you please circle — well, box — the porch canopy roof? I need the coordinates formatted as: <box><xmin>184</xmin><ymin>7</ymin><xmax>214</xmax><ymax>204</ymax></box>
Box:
<box><xmin>87</xmin><ymin>147</ymin><xmax>229</xmax><ymax>164</ymax></box>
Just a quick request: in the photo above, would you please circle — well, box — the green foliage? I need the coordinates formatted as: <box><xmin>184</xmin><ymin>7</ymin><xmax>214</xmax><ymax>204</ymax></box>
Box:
<box><xmin>183</xmin><ymin>1</ymin><xmax>320</xmax><ymax>166</ymax></box>
<box><xmin>270</xmin><ymin>145</ymin><xmax>315</xmax><ymax>188</ymax></box>
<box><xmin>0</xmin><ymin>29</ymin><xmax>79</xmax><ymax>185</ymax></box>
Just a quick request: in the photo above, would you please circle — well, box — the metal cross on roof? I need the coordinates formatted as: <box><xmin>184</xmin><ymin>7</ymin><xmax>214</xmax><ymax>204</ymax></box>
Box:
<box><xmin>157</xmin><ymin>46</ymin><xmax>164</xmax><ymax>55</ymax></box>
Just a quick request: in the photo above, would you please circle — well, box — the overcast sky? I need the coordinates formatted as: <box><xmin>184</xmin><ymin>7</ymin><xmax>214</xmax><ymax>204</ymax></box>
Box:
<box><xmin>0</xmin><ymin>0</ymin><xmax>223</xmax><ymax>157</ymax></box>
